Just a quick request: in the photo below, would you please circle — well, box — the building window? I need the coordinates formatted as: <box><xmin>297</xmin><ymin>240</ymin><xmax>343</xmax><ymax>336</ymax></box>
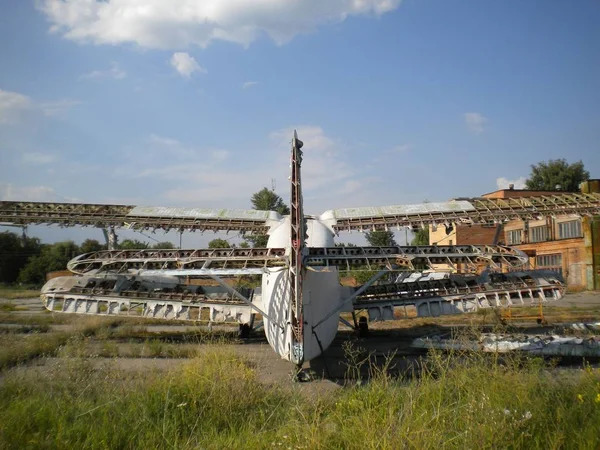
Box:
<box><xmin>536</xmin><ymin>253</ymin><xmax>562</xmax><ymax>276</ymax></box>
<box><xmin>529</xmin><ymin>225</ymin><xmax>548</xmax><ymax>243</ymax></box>
<box><xmin>558</xmin><ymin>220</ymin><xmax>582</xmax><ymax>239</ymax></box>
<box><xmin>507</xmin><ymin>229</ymin><xmax>522</xmax><ymax>245</ymax></box>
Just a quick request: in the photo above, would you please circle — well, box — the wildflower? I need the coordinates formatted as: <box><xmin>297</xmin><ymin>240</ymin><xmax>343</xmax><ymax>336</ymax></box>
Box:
<box><xmin>577</xmin><ymin>394</ymin><xmax>584</xmax><ymax>403</ymax></box>
<box><xmin>522</xmin><ymin>411</ymin><xmax>532</xmax><ymax>421</ymax></box>
<box><xmin>595</xmin><ymin>394</ymin><xmax>600</xmax><ymax>404</ymax></box>
<box><xmin>176</xmin><ymin>402</ymin><xmax>187</xmax><ymax>408</ymax></box>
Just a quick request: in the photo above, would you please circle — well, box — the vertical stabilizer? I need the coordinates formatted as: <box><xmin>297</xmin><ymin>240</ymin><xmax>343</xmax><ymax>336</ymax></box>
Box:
<box><xmin>289</xmin><ymin>131</ymin><xmax>306</xmax><ymax>365</ymax></box>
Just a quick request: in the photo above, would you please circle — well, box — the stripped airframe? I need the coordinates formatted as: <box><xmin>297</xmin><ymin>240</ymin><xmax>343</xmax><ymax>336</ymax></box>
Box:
<box><xmin>1</xmin><ymin>132</ymin><xmax>599</xmax><ymax>368</ymax></box>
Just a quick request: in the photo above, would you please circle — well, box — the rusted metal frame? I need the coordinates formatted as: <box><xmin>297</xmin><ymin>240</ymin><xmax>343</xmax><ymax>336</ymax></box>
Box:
<box><xmin>68</xmin><ymin>251</ymin><xmax>289</xmax><ymax>274</ymax></box>
<box><xmin>76</xmin><ymin>247</ymin><xmax>286</xmax><ymax>260</ymax></box>
<box><xmin>333</xmin><ymin>211</ymin><xmax>482</xmax><ymax>231</ymax></box>
<box><xmin>44</xmin><ymin>292</ymin><xmax>253</xmax><ymax>319</ymax></box>
<box><xmin>288</xmin><ymin>132</ymin><xmax>305</xmax><ymax>363</ymax></box>
<box><xmin>0</xmin><ymin>201</ymin><xmax>270</xmax><ymax>232</ymax></box>
<box><xmin>353</xmin><ymin>276</ymin><xmax>551</xmax><ymax>309</ymax></box>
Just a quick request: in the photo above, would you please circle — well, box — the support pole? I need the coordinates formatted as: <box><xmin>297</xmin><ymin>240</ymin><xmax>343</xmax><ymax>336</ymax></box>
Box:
<box><xmin>312</xmin><ymin>269</ymin><xmax>389</xmax><ymax>329</ymax></box>
<box><xmin>208</xmin><ymin>275</ymin><xmax>281</xmax><ymax>327</ymax></box>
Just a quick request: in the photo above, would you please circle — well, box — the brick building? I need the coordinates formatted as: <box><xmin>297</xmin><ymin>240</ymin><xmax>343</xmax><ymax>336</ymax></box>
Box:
<box><xmin>428</xmin><ymin>180</ymin><xmax>600</xmax><ymax>291</ymax></box>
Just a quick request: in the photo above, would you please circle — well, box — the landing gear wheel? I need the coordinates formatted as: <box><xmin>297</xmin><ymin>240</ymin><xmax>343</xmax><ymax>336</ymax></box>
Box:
<box><xmin>238</xmin><ymin>323</ymin><xmax>251</xmax><ymax>339</ymax></box>
<box><xmin>292</xmin><ymin>367</ymin><xmax>315</xmax><ymax>382</ymax></box>
<box><xmin>358</xmin><ymin>316</ymin><xmax>369</xmax><ymax>337</ymax></box>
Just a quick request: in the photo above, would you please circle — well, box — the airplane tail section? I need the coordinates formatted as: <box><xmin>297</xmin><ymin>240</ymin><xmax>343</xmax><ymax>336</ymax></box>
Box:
<box><xmin>288</xmin><ymin>130</ymin><xmax>306</xmax><ymax>365</ymax></box>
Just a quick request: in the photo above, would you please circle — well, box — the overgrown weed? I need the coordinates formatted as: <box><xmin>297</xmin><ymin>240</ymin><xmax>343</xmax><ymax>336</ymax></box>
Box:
<box><xmin>1</xmin><ymin>326</ymin><xmax>600</xmax><ymax>448</ymax></box>
<box><xmin>0</xmin><ymin>332</ymin><xmax>71</xmax><ymax>370</ymax></box>
<box><xmin>0</xmin><ymin>349</ymin><xmax>294</xmax><ymax>449</ymax></box>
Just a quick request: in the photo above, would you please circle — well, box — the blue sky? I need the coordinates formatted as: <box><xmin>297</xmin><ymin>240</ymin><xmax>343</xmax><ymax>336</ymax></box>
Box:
<box><xmin>1</xmin><ymin>0</ymin><xmax>599</xmax><ymax>246</ymax></box>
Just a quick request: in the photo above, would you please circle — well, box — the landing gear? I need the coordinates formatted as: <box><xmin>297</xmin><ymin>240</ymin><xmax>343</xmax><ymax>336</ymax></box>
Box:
<box><xmin>292</xmin><ymin>366</ymin><xmax>315</xmax><ymax>382</ymax></box>
<box><xmin>358</xmin><ymin>316</ymin><xmax>369</xmax><ymax>337</ymax></box>
<box><xmin>238</xmin><ymin>323</ymin><xmax>251</xmax><ymax>339</ymax></box>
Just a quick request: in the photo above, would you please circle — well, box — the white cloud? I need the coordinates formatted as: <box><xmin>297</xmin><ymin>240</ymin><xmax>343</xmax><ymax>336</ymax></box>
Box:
<box><xmin>0</xmin><ymin>90</ymin><xmax>33</xmax><ymax>124</ymax></box>
<box><xmin>148</xmin><ymin>133</ymin><xmax>184</xmax><ymax>149</ymax></box>
<box><xmin>211</xmin><ymin>149</ymin><xmax>230</xmax><ymax>161</ymax></box>
<box><xmin>39</xmin><ymin>99</ymin><xmax>81</xmax><ymax>117</ymax></box>
<box><xmin>0</xmin><ymin>89</ymin><xmax>79</xmax><ymax>124</ymax></box>
<box><xmin>81</xmin><ymin>62</ymin><xmax>126</xmax><ymax>80</ymax></box>
<box><xmin>496</xmin><ymin>176</ymin><xmax>527</xmax><ymax>190</ymax></box>
<box><xmin>115</xmin><ymin>133</ymin><xmax>231</xmax><ymax>181</ymax></box>
<box><xmin>111</xmin><ymin>126</ymin><xmax>369</xmax><ymax>213</ymax></box>
<box><xmin>22</xmin><ymin>152</ymin><xmax>57</xmax><ymax>165</ymax></box>
<box><xmin>464</xmin><ymin>112</ymin><xmax>488</xmax><ymax>134</ymax></box>
<box><xmin>0</xmin><ymin>183</ymin><xmax>59</xmax><ymax>202</ymax></box>
<box><xmin>170</xmin><ymin>52</ymin><xmax>206</xmax><ymax>78</ymax></box>
<box><xmin>242</xmin><ymin>81</ymin><xmax>259</xmax><ymax>89</ymax></box>
<box><xmin>269</xmin><ymin>125</ymin><xmax>357</xmax><ymax>193</ymax></box>
<box><xmin>391</xmin><ymin>143</ymin><xmax>412</xmax><ymax>153</ymax></box>
<box><xmin>38</xmin><ymin>0</ymin><xmax>402</xmax><ymax>49</ymax></box>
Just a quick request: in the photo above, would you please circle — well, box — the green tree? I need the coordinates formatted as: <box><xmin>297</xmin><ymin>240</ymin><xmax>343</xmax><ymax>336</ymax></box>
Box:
<box><xmin>365</xmin><ymin>230</ymin><xmax>397</xmax><ymax>247</ymax></box>
<box><xmin>18</xmin><ymin>241</ymin><xmax>80</xmax><ymax>285</ymax></box>
<box><xmin>208</xmin><ymin>238</ymin><xmax>231</xmax><ymax>248</ymax></box>
<box><xmin>80</xmin><ymin>239</ymin><xmax>105</xmax><ymax>254</ymax></box>
<box><xmin>119</xmin><ymin>239</ymin><xmax>150</xmax><ymax>250</ymax></box>
<box><xmin>250</xmin><ymin>188</ymin><xmax>290</xmax><ymax>215</ymax></box>
<box><xmin>0</xmin><ymin>232</ymin><xmax>42</xmax><ymax>283</ymax></box>
<box><xmin>246</xmin><ymin>234</ymin><xmax>269</xmax><ymax>248</ymax></box>
<box><xmin>151</xmin><ymin>241</ymin><xmax>176</xmax><ymax>249</ymax></box>
<box><xmin>525</xmin><ymin>159</ymin><xmax>589</xmax><ymax>192</ymax></box>
<box><xmin>411</xmin><ymin>228</ymin><xmax>429</xmax><ymax>246</ymax></box>
<box><xmin>245</xmin><ymin>187</ymin><xmax>290</xmax><ymax>248</ymax></box>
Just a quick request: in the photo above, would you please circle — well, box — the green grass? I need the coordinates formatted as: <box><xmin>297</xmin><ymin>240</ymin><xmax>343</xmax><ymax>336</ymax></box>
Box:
<box><xmin>0</xmin><ymin>303</ymin><xmax>20</xmax><ymax>312</ymax></box>
<box><xmin>0</xmin><ymin>317</ymin><xmax>130</xmax><ymax>370</ymax></box>
<box><xmin>1</xmin><ymin>346</ymin><xmax>600</xmax><ymax>449</ymax></box>
<box><xmin>0</xmin><ymin>285</ymin><xmax>40</xmax><ymax>299</ymax></box>
<box><xmin>0</xmin><ymin>332</ymin><xmax>72</xmax><ymax>370</ymax></box>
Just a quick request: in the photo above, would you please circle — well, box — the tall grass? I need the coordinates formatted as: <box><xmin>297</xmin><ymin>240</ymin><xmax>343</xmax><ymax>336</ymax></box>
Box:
<box><xmin>0</xmin><ymin>285</ymin><xmax>40</xmax><ymax>299</ymax></box>
<box><xmin>0</xmin><ymin>332</ymin><xmax>71</xmax><ymax>370</ymax></box>
<box><xmin>0</xmin><ymin>317</ymin><xmax>128</xmax><ymax>369</ymax></box>
<box><xmin>0</xmin><ymin>349</ymin><xmax>294</xmax><ymax>449</ymax></box>
<box><xmin>1</xmin><ymin>344</ymin><xmax>600</xmax><ymax>449</ymax></box>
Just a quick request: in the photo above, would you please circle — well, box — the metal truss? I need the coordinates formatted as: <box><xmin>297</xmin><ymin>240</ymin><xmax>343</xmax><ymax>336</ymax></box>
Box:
<box><xmin>288</xmin><ymin>131</ymin><xmax>306</xmax><ymax>364</ymax></box>
<box><xmin>306</xmin><ymin>244</ymin><xmax>528</xmax><ymax>271</ymax></box>
<box><xmin>67</xmin><ymin>247</ymin><xmax>287</xmax><ymax>274</ymax></box>
<box><xmin>65</xmin><ymin>244</ymin><xmax>528</xmax><ymax>276</ymax></box>
<box><xmin>353</xmin><ymin>270</ymin><xmax>565</xmax><ymax>320</ymax></box>
<box><xmin>332</xmin><ymin>193</ymin><xmax>600</xmax><ymax>231</ymax></box>
<box><xmin>0</xmin><ymin>201</ymin><xmax>271</xmax><ymax>233</ymax></box>
<box><xmin>41</xmin><ymin>275</ymin><xmax>255</xmax><ymax>324</ymax></box>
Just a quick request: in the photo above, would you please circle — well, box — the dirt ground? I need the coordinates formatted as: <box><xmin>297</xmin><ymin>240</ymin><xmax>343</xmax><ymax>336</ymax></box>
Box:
<box><xmin>1</xmin><ymin>291</ymin><xmax>599</xmax><ymax>392</ymax></box>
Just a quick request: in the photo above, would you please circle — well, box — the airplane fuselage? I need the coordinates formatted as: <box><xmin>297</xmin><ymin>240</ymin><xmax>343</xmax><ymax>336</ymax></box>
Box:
<box><xmin>262</xmin><ymin>216</ymin><xmax>352</xmax><ymax>364</ymax></box>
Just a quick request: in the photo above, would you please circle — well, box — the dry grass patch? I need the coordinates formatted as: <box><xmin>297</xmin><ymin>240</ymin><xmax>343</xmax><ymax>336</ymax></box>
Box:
<box><xmin>1</xmin><ymin>344</ymin><xmax>600</xmax><ymax>449</ymax></box>
<box><xmin>0</xmin><ymin>286</ymin><xmax>40</xmax><ymax>299</ymax></box>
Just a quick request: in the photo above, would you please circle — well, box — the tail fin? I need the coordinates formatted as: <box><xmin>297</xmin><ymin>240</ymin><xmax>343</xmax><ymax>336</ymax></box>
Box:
<box><xmin>289</xmin><ymin>130</ymin><xmax>306</xmax><ymax>365</ymax></box>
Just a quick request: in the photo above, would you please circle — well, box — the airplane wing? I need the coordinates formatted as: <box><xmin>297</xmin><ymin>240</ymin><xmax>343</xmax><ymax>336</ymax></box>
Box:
<box><xmin>352</xmin><ymin>269</ymin><xmax>565</xmax><ymax>320</ymax></box>
<box><xmin>0</xmin><ymin>201</ymin><xmax>281</xmax><ymax>233</ymax></box>
<box><xmin>325</xmin><ymin>193</ymin><xmax>600</xmax><ymax>231</ymax></box>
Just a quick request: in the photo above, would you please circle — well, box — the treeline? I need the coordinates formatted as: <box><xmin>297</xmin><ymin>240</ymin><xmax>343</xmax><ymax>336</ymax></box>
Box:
<box><xmin>1</xmin><ymin>226</ymin><xmax>430</xmax><ymax>287</ymax></box>
<box><xmin>0</xmin><ymin>232</ymin><xmax>175</xmax><ymax>286</ymax></box>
